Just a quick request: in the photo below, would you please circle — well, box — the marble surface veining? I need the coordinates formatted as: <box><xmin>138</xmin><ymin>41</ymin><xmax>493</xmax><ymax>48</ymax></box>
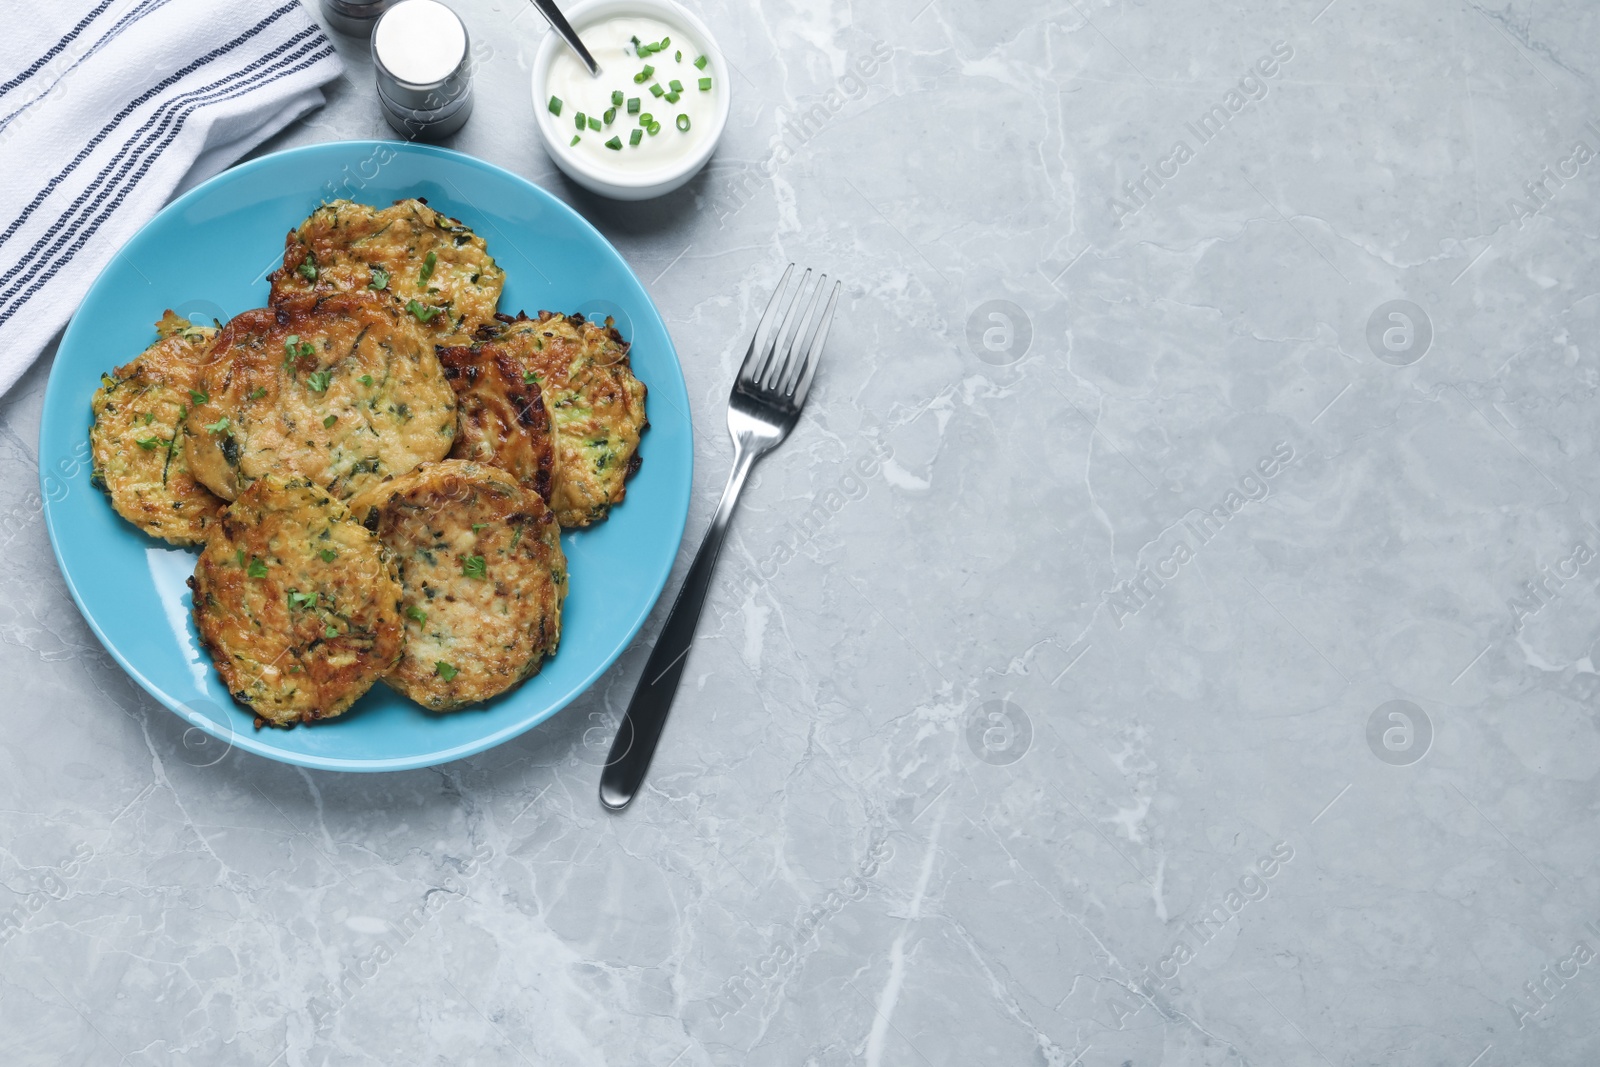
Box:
<box><xmin>3</xmin><ymin>0</ymin><xmax>1600</xmax><ymax>1063</ymax></box>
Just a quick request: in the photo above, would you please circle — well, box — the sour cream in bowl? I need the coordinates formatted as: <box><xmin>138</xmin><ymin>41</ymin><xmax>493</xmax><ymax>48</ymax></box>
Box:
<box><xmin>531</xmin><ymin>0</ymin><xmax>729</xmax><ymax>200</ymax></box>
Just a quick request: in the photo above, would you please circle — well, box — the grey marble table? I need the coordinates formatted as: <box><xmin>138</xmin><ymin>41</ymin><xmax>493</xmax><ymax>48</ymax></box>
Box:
<box><xmin>4</xmin><ymin>0</ymin><xmax>1600</xmax><ymax>1063</ymax></box>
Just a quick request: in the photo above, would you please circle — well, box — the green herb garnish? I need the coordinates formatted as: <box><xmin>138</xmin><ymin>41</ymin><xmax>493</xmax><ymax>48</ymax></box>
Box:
<box><xmin>548</xmin><ymin>95</ymin><xmax>563</xmax><ymax>115</ymax></box>
<box><xmin>575</xmin><ymin>110</ymin><xmax>586</xmax><ymax>129</ymax></box>
<box><xmin>359</xmin><ymin>374</ymin><xmax>373</xmax><ymax>386</ymax></box>
<box><xmin>323</xmin><ymin>414</ymin><xmax>337</xmax><ymax>428</ymax></box>
<box><xmin>676</xmin><ymin>113</ymin><xmax>690</xmax><ymax>132</ymax></box>
<box><xmin>320</xmin><ymin>549</ymin><xmax>337</xmax><ymax>562</ymax></box>
<box><xmin>627</xmin><ymin>96</ymin><xmax>640</xmax><ymax>114</ymax></box>
<box><xmin>628</xmin><ymin>129</ymin><xmax>642</xmax><ymax>146</ymax></box>
<box><xmin>605</xmin><ymin>135</ymin><xmax>622</xmax><ymax>150</ymax></box>
<box><xmin>611</xmin><ymin>90</ymin><xmax>623</xmax><ymax>106</ymax></box>
<box><xmin>204</xmin><ymin>417</ymin><xmax>230</xmax><ymax>433</ymax></box>
<box><xmin>419</xmin><ymin>250</ymin><xmax>436</xmax><ymax>285</ymax></box>
<box><xmin>135</xmin><ymin>436</ymin><xmax>159</xmax><ymax>450</ymax></box>
<box><xmin>297</xmin><ymin>255</ymin><xmax>317</xmax><ymax>281</ymax></box>
<box><xmin>188</xmin><ymin>389</ymin><xmax>208</xmax><ymax>405</ymax></box>
<box><xmin>694</xmin><ymin>54</ymin><xmax>708</xmax><ymax>69</ymax></box>
<box><xmin>405</xmin><ymin>300</ymin><xmax>442</xmax><ymax>323</ymax></box>
<box><xmin>306</xmin><ymin>371</ymin><xmax>331</xmax><ymax>393</ymax></box>
<box><xmin>699</xmin><ymin>77</ymin><xmax>711</xmax><ymax>91</ymax></box>
<box><xmin>369</xmin><ymin>266</ymin><xmax>390</xmax><ymax>290</ymax></box>
<box><xmin>435</xmin><ymin>661</ymin><xmax>458</xmax><ymax>681</ymax></box>
<box><xmin>287</xmin><ymin>590</ymin><xmax>318</xmax><ymax>610</ymax></box>
<box><xmin>406</xmin><ymin>605</ymin><xmax>427</xmax><ymax>624</ymax></box>
<box><xmin>247</xmin><ymin>558</ymin><xmax>268</xmax><ymax>578</ymax></box>
<box><xmin>461</xmin><ymin>555</ymin><xmax>486</xmax><ymax>580</ymax></box>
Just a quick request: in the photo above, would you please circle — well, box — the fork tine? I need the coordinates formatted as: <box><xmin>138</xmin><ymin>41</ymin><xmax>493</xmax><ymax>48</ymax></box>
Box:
<box><xmin>753</xmin><ymin>268</ymin><xmax>811</xmax><ymax>389</ymax></box>
<box><xmin>736</xmin><ymin>263</ymin><xmax>794</xmax><ymax>384</ymax></box>
<box><xmin>776</xmin><ymin>273</ymin><xmax>827</xmax><ymax>395</ymax></box>
<box><xmin>787</xmin><ymin>279</ymin><xmax>838</xmax><ymax>408</ymax></box>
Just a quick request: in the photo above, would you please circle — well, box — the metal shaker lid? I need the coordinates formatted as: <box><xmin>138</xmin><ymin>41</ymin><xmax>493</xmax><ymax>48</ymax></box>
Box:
<box><xmin>371</xmin><ymin>0</ymin><xmax>472</xmax><ymax>113</ymax></box>
<box><xmin>322</xmin><ymin>0</ymin><xmax>392</xmax><ymax>37</ymax></box>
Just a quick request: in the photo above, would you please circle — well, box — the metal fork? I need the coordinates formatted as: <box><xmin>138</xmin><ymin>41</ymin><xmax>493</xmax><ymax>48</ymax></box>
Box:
<box><xmin>600</xmin><ymin>265</ymin><xmax>840</xmax><ymax>811</ymax></box>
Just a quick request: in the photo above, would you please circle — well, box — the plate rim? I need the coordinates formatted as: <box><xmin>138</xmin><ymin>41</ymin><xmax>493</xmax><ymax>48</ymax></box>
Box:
<box><xmin>37</xmin><ymin>139</ymin><xmax>692</xmax><ymax>773</ymax></box>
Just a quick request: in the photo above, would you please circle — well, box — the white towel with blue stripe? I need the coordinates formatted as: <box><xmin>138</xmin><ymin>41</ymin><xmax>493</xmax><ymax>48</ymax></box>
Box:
<box><xmin>0</xmin><ymin>0</ymin><xmax>344</xmax><ymax>395</ymax></box>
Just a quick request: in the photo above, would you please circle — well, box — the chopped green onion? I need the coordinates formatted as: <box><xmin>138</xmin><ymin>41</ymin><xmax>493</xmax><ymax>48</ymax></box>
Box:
<box><xmin>665</xmin><ymin>90</ymin><xmax>680</xmax><ymax>103</ymax></box>
<box><xmin>574</xmin><ymin>110</ymin><xmax>586</xmax><ymax>129</ymax></box>
<box><xmin>628</xmin><ymin>129</ymin><xmax>642</xmax><ymax>146</ymax></box>
<box><xmin>472</xmin><ymin>523</ymin><xmax>489</xmax><ymax>533</ymax></box>
<box><xmin>419</xmin><ymin>250</ymin><xmax>436</xmax><ymax>285</ymax></box>
<box><xmin>603</xmin><ymin>107</ymin><xmax>616</xmax><ymax>125</ymax></box>
<box><xmin>694</xmin><ymin>54</ymin><xmax>708</xmax><ymax>69</ymax></box>
<box><xmin>675</xmin><ymin>50</ymin><xmax>682</xmax><ymax>62</ymax></box>
<box><xmin>649</xmin><ymin>83</ymin><xmax>664</xmax><ymax>98</ymax></box>
<box><xmin>548</xmin><ymin>95</ymin><xmax>563</xmax><ymax>115</ymax></box>
<box><xmin>659</xmin><ymin>36</ymin><xmax>670</xmax><ymax>48</ymax></box>
<box><xmin>639</xmin><ymin>111</ymin><xmax>653</xmax><ymax>125</ymax></box>
<box><xmin>306</xmin><ymin>371</ymin><xmax>331</xmax><ymax>392</ymax></box>
<box><xmin>626</xmin><ymin>96</ymin><xmax>640</xmax><ymax>113</ymax></box>
<box><xmin>359</xmin><ymin>374</ymin><xmax>373</xmax><ymax>386</ymax></box>
<box><xmin>605</xmin><ymin>135</ymin><xmax>622</xmax><ymax>150</ymax></box>
<box><xmin>406</xmin><ymin>605</ymin><xmax>427</xmax><ymax>624</ymax></box>
<box><xmin>570</xmin><ymin>134</ymin><xmax>581</xmax><ymax>146</ymax></box>
<box><xmin>587</xmin><ymin>115</ymin><xmax>601</xmax><ymax>131</ymax></box>
<box><xmin>249</xmin><ymin>386</ymin><xmax>267</xmax><ymax>401</ymax></box>
<box><xmin>320</xmin><ymin>549</ymin><xmax>337</xmax><ymax>562</ymax></box>
<box><xmin>676</xmin><ymin>113</ymin><xmax>690</xmax><ymax>132</ymax></box>
<box><xmin>611</xmin><ymin>90</ymin><xmax>623</xmax><ymax>106</ymax></box>
<box><xmin>641</xmin><ymin>63</ymin><xmax>655</xmax><ymax>79</ymax></box>
<box><xmin>435</xmin><ymin>661</ymin><xmax>458</xmax><ymax>681</ymax></box>
<box><xmin>647</xmin><ymin>121</ymin><xmax>661</xmax><ymax>136</ymax></box>
<box><xmin>669</xmin><ymin>79</ymin><xmax>683</xmax><ymax>92</ymax></box>
<box><xmin>323</xmin><ymin>414</ymin><xmax>337</xmax><ymax>428</ymax></box>
<box><xmin>369</xmin><ymin>266</ymin><xmax>389</xmax><ymax>290</ymax></box>
<box><xmin>699</xmin><ymin>77</ymin><xmax>712</xmax><ymax>90</ymax></box>
<box><xmin>247</xmin><ymin>558</ymin><xmax>268</xmax><ymax>578</ymax></box>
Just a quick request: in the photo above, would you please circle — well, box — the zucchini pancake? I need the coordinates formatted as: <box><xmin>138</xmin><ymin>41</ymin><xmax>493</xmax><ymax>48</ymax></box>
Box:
<box><xmin>437</xmin><ymin>343</ymin><xmax>555</xmax><ymax>503</ymax></box>
<box><xmin>89</xmin><ymin>312</ymin><xmax>227</xmax><ymax>545</ymax></box>
<box><xmin>268</xmin><ymin>198</ymin><xmax>505</xmax><ymax>341</ymax></box>
<box><xmin>439</xmin><ymin>311</ymin><xmax>647</xmax><ymax>527</ymax></box>
<box><xmin>183</xmin><ymin>291</ymin><xmax>456</xmax><ymax>503</ymax></box>
<box><xmin>86</xmin><ymin>192</ymin><xmax>654</xmax><ymax>728</ymax></box>
<box><xmin>362</xmin><ymin>460</ymin><xmax>566</xmax><ymax>711</ymax></box>
<box><xmin>189</xmin><ymin>475</ymin><xmax>405</xmax><ymax>727</ymax></box>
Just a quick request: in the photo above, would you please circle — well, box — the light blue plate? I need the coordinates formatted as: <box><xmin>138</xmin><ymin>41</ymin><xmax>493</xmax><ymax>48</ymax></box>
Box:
<box><xmin>38</xmin><ymin>141</ymin><xmax>692</xmax><ymax>772</ymax></box>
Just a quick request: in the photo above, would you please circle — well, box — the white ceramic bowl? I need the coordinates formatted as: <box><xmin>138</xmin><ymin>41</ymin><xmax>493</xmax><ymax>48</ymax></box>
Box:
<box><xmin>530</xmin><ymin>0</ymin><xmax>730</xmax><ymax>200</ymax></box>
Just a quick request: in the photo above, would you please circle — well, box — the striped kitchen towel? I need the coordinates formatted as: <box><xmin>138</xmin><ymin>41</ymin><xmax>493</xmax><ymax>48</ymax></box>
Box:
<box><xmin>0</xmin><ymin>0</ymin><xmax>344</xmax><ymax>396</ymax></box>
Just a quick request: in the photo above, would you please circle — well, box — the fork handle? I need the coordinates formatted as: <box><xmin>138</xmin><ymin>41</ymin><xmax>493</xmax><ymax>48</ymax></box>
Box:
<box><xmin>599</xmin><ymin>445</ymin><xmax>758</xmax><ymax>811</ymax></box>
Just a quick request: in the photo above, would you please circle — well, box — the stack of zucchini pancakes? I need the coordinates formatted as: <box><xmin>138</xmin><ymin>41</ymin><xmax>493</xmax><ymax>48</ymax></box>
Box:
<box><xmin>87</xmin><ymin>199</ymin><xmax>649</xmax><ymax>726</ymax></box>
